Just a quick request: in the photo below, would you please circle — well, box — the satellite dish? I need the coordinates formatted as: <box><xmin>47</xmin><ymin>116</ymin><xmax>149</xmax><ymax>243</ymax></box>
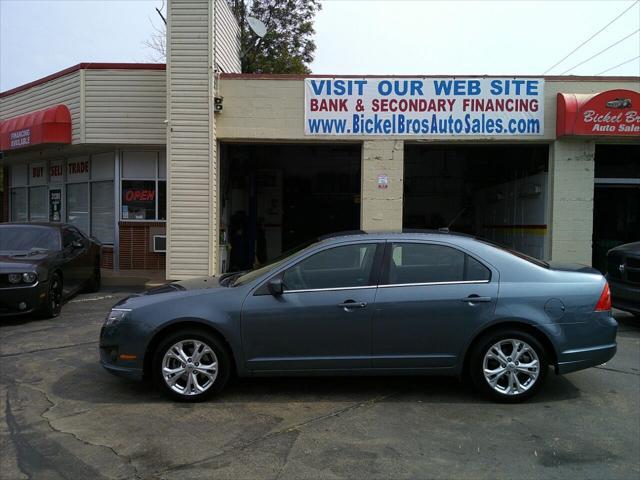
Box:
<box><xmin>246</xmin><ymin>16</ymin><xmax>267</xmax><ymax>38</ymax></box>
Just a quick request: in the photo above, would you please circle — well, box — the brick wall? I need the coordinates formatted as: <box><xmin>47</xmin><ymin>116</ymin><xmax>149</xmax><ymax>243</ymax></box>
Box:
<box><xmin>101</xmin><ymin>246</ymin><xmax>114</xmax><ymax>269</ymax></box>
<box><xmin>119</xmin><ymin>222</ymin><xmax>166</xmax><ymax>270</ymax></box>
<box><xmin>361</xmin><ymin>140</ymin><xmax>404</xmax><ymax>232</ymax></box>
<box><xmin>549</xmin><ymin>138</ymin><xmax>595</xmax><ymax>265</ymax></box>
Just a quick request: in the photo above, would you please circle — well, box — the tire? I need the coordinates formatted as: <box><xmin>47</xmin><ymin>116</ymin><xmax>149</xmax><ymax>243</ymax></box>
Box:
<box><xmin>84</xmin><ymin>263</ymin><xmax>101</xmax><ymax>293</ymax></box>
<box><xmin>469</xmin><ymin>329</ymin><xmax>548</xmax><ymax>403</ymax></box>
<box><xmin>153</xmin><ymin>329</ymin><xmax>231</xmax><ymax>402</ymax></box>
<box><xmin>39</xmin><ymin>273</ymin><xmax>63</xmax><ymax>319</ymax></box>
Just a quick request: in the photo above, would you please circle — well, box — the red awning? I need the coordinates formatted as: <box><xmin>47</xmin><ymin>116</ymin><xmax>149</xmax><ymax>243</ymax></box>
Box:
<box><xmin>0</xmin><ymin>104</ymin><xmax>72</xmax><ymax>151</ymax></box>
<box><xmin>557</xmin><ymin>89</ymin><xmax>640</xmax><ymax>137</ymax></box>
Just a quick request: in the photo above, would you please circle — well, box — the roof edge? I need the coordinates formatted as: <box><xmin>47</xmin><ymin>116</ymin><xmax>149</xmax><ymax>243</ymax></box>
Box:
<box><xmin>220</xmin><ymin>73</ymin><xmax>640</xmax><ymax>82</ymax></box>
<box><xmin>1</xmin><ymin>63</ymin><xmax>166</xmax><ymax>98</ymax></box>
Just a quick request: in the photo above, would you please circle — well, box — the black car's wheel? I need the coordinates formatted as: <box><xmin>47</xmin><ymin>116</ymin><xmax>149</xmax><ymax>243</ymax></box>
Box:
<box><xmin>469</xmin><ymin>329</ymin><xmax>548</xmax><ymax>403</ymax></box>
<box><xmin>153</xmin><ymin>329</ymin><xmax>231</xmax><ymax>402</ymax></box>
<box><xmin>84</xmin><ymin>263</ymin><xmax>101</xmax><ymax>293</ymax></box>
<box><xmin>40</xmin><ymin>273</ymin><xmax>63</xmax><ymax>319</ymax></box>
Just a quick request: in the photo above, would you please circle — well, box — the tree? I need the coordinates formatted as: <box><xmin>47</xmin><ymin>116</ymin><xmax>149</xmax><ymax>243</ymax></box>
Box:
<box><xmin>229</xmin><ymin>0</ymin><xmax>321</xmax><ymax>74</ymax></box>
<box><xmin>144</xmin><ymin>1</ymin><xmax>321</xmax><ymax>74</ymax></box>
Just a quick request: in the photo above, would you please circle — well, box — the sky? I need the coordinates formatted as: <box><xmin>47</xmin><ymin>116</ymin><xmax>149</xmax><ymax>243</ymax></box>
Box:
<box><xmin>1</xmin><ymin>0</ymin><xmax>639</xmax><ymax>92</ymax></box>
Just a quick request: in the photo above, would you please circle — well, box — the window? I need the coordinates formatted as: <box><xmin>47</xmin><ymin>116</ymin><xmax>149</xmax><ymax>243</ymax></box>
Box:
<box><xmin>29</xmin><ymin>186</ymin><xmax>47</xmax><ymax>221</ymax></box>
<box><xmin>91</xmin><ymin>181</ymin><xmax>114</xmax><ymax>243</ymax></box>
<box><xmin>283</xmin><ymin>243</ymin><xmax>378</xmax><ymax>291</ymax></box>
<box><xmin>10</xmin><ymin>187</ymin><xmax>27</xmax><ymax>221</ymax></box>
<box><xmin>121</xmin><ymin>151</ymin><xmax>166</xmax><ymax>221</ymax></box>
<box><xmin>88</xmin><ymin>153</ymin><xmax>115</xmax><ymax>244</ymax></box>
<box><xmin>67</xmin><ymin>183</ymin><xmax>89</xmax><ymax>234</ymax></box>
<box><xmin>385</xmin><ymin>243</ymin><xmax>490</xmax><ymax>285</ymax></box>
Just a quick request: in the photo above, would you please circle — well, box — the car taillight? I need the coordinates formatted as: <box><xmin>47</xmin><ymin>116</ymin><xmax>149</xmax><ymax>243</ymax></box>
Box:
<box><xmin>594</xmin><ymin>282</ymin><xmax>612</xmax><ymax>312</ymax></box>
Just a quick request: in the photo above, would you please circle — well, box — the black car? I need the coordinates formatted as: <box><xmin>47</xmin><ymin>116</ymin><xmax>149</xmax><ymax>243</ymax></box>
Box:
<box><xmin>606</xmin><ymin>242</ymin><xmax>640</xmax><ymax>317</ymax></box>
<box><xmin>0</xmin><ymin>222</ymin><xmax>102</xmax><ymax>318</ymax></box>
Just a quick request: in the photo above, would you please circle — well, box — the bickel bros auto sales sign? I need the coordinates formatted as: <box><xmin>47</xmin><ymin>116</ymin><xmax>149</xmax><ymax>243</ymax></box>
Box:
<box><xmin>305</xmin><ymin>77</ymin><xmax>544</xmax><ymax>136</ymax></box>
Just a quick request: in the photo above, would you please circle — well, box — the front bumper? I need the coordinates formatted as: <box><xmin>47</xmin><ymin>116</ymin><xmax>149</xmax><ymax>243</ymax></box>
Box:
<box><xmin>608</xmin><ymin>278</ymin><xmax>640</xmax><ymax>315</ymax></box>
<box><xmin>100</xmin><ymin>359</ymin><xmax>144</xmax><ymax>381</ymax></box>
<box><xmin>0</xmin><ymin>282</ymin><xmax>47</xmax><ymax>317</ymax></box>
<box><xmin>99</xmin><ymin>318</ymin><xmax>147</xmax><ymax>381</ymax></box>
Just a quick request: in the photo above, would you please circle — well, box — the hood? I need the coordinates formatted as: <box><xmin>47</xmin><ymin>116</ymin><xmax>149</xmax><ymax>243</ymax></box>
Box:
<box><xmin>608</xmin><ymin>242</ymin><xmax>640</xmax><ymax>255</ymax></box>
<box><xmin>111</xmin><ymin>275</ymin><xmax>231</xmax><ymax>310</ymax></box>
<box><xmin>143</xmin><ymin>276</ymin><xmax>223</xmax><ymax>295</ymax></box>
<box><xmin>0</xmin><ymin>251</ymin><xmax>53</xmax><ymax>272</ymax></box>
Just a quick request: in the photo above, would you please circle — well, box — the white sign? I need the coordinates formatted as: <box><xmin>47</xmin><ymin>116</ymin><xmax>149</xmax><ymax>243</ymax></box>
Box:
<box><xmin>305</xmin><ymin>78</ymin><xmax>544</xmax><ymax>136</ymax></box>
<box><xmin>377</xmin><ymin>174</ymin><xmax>389</xmax><ymax>189</ymax></box>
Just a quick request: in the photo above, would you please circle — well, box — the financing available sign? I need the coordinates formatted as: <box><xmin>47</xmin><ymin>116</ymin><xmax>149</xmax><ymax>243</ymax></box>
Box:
<box><xmin>304</xmin><ymin>77</ymin><xmax>544</xmax><ymax>136</ymax></box>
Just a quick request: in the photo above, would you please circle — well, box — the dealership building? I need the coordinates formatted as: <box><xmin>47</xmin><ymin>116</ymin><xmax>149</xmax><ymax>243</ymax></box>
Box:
<box><xmin>1</xmin><ymin>0</ymin><xmax>639</xmax><ymax>279</ymax></box>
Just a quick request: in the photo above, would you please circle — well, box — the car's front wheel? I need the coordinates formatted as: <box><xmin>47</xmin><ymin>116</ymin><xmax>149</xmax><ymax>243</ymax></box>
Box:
<box><xmin>84</xmin><ymin>262</ymin><xmax>101</xmax><ymax>293</ymax></box>
<box><xmin>153</xmin><ymin>329</ymin><xmax>230</xmax><ymax>401</ymax></box>
<box><xmin>470</xmin><ymin>330</ymin><xmax>548</xmax><ymax>403</ymax></box>
<box><xmin>39</xmin><ymin>273</ymin><xmax>63</xmax><ymax>318</ymax></box>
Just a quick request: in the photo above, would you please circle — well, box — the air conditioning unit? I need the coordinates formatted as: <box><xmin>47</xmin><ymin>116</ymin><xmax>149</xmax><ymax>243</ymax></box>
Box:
<box><xmin>152</xmin><ymin>235</ymin><xmax>166</xmax><ymax>253</ymax></box>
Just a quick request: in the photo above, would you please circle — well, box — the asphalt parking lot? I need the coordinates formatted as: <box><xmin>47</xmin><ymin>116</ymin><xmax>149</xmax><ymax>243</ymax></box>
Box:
<box><xmin>1</xmin><ymin>290</ymin><xmax>638</xmax><ymax>480</ymax></box>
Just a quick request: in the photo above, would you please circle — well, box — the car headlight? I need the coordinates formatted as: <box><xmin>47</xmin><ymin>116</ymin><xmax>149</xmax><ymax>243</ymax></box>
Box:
<box><xmin>104</xmin><ymin>309</ymin><xmax>129</xmax><ymax>328</ymax></box>
<box><xmin>8</xmin><ymin>273</ymin><xmax>22</xmax><ymax>284</ymax></box>
<box><xmin>7</xmin><ymin>272</ymin><xmax>37</xmax><ymax>284</ymax></box>
<box><xmin>22</xmin><ymin>272</ymin><xmax>37</xmax><ymax>284</ymax></box>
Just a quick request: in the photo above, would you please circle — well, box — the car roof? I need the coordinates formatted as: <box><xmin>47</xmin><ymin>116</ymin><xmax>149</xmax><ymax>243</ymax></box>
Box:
<box><xmin>317</xmin><ymin>229</ymin><xmax>475</xmax><ymax>244</ymax></box>
<box><xmin>2</xmin><ymin>222</ymin><xmax>70</xmax><ymax>230</ymax></box>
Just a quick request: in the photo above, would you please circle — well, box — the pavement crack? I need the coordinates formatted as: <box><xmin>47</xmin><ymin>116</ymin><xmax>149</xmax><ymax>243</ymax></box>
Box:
<box><xmin>156</xmin><ymin>391</ymin><xmax>399</xmax><ymax>476</ymax></box>
<box><xmin>17</xmin><ymin>381</ymin><xmax>142</xmax><ymax>480</ymax></box>
<box><xmin>0</xmin><ymin>340</ymin><xmax>98</xmax><ymax>358</ymax></box>
<box><xmin>594</xmin><ymin>365</ymin><xmax>639</xmax><ymax>376</ymax></box>
<box><xmin>5</xmin><ymin>388</ymin><xmax>33</xmax><ymax>480</ymax></box>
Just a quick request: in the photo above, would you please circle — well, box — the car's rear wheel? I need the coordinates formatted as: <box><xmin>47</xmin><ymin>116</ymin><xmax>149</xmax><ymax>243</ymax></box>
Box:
<box><xmin>470</xmin><ymin>330</ymin><xmax>548</xmax><ymax>403</ymax></box>
<box><xmin>153</xmin><ymin>329</ymin><xmax>230</xmax><ymax>402</ymax></box>
<box><xmin>39</xmin><ymin>273</ymin><xmax>63</xmax><ymax>318</ymax></box>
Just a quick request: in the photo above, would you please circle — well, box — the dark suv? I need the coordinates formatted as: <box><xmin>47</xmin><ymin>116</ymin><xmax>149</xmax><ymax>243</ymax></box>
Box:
<box><xmin>606</xmin><ymin>242</ymin><xmax>640</xmax><ymax>317</ymax></box>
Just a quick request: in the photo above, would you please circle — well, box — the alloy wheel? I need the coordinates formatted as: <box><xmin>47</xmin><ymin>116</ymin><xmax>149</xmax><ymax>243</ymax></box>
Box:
<box><xmin>161</xmin><ymin>339</ymin><xmax>218</xmax><ymax>396</ymax></box>
<box><xmin>482</xmin><ymin>339</ymin><xmax>540</xmax><ymax>396</ymax></box>
<box><xmin>50</xmin><ymin>276</ymin><xmax>62</xmax><ymax>316</ymax></box>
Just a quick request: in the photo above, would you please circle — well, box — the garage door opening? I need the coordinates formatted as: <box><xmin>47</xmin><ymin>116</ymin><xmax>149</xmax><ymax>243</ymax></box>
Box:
<box><xmin>592</xmin><ymin>144</ymin><xmax>640</xmax><ymax>273</ymax></box>
<box><xmin>219</xmin><ymin>143</ymin><xmax>361</xmax><ymax>272</ymax></box>
<box><xmin>403</xmin><ymin>144</ymin><xmax>549</xmax><ymax>259</ymax></box>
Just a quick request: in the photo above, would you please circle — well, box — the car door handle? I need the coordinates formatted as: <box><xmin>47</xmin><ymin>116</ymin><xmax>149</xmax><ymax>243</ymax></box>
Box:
<box><xmin>338</xmin><ymin>301</ymin><xmax>367</xmax><ymax>309</ymax></box>
<box><xmin>461</xmin><ymin>295</ymin><xmax>492</xmax><ymax>303</ymax></box>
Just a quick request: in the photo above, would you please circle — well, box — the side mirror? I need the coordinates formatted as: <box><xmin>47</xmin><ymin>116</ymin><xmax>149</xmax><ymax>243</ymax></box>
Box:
<box><xmin>72</xmin><ymin>240</ymin><xmax>83</xmax><ymax>249</ymax></box>
<box><xmin>267</xmin><ymin>277</ymin><xmax>284</xmax><ymax>296</ymax></box>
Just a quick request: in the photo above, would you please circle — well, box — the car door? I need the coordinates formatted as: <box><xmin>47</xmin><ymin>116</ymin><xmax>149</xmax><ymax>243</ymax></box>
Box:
<box><xmin>372</xmin><ymin>241</ymin><xmax>498</xmax><ymax>369</ymax></box>
<box><xmin>61</xmin><ymin>227</ymin><xmax>88</xmax><ymax>294</ymax></box>
<box><xmin>241</xmin><ymin>242</ymin><xmax>383</xmax><ymax>371</ymax></box>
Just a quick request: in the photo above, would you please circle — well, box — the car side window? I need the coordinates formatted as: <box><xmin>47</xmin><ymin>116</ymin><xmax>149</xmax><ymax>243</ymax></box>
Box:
<box><xmin>282</xmin><ymin>243</ymin><xmax>378</xmax><ymax>291</ymax></box>
<box><xmin>385</xmin><ymin>243</ymin><xmax>490</xmax><ymax>285</ymax></box>
<box><xmin>62</xmin><ymin>228</ymin><xmax>82</xmax><ymax>248</ymax></box>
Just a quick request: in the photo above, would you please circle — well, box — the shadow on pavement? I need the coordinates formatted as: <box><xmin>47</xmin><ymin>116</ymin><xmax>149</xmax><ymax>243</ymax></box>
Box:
<box><xmin>50</xmin><ymin>362</ymin><xmax>581</xmax><ymax>406</ymax></box>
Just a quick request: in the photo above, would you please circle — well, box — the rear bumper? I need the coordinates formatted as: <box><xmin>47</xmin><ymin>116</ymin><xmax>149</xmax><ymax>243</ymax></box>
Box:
<box><xmin>556</xmin><ymin>343</ymin><xmax>617</xmax><ymax>374</ymax></box>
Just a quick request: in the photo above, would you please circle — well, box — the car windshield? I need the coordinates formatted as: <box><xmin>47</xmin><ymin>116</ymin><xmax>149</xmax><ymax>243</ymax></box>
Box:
<box><xmin>0</xmin><ymin>225</ymin><xmax>61</xmax><ymax>253</ymax></box>
<box><xmin>230</xmin><ymin>239</ymin><xmax>320</xmax><ymax>287</ymax></box>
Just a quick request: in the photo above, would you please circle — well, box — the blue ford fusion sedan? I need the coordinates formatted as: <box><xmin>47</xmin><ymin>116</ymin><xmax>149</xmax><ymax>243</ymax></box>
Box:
<box><xmin>100</xmin><ymin>231</ymin><xmax>617</xmax><ymax>403</ymax></box>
